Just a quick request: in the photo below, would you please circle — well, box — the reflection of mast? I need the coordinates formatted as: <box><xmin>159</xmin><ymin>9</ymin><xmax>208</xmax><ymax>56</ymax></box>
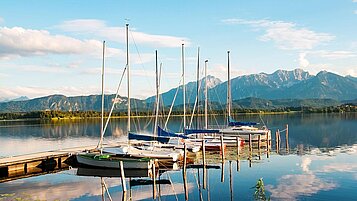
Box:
<box><xmin>100</xmin><ymin>177</ymin><xmax>113</xmax><ymax>201</ymax></box>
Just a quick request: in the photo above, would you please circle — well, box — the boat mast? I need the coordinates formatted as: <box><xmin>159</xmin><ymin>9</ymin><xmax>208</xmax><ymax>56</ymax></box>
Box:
<box><xmin>99</xmin><ymin>41</ymin><xmax>105</xmax><ymax>153</ymax></box>
<box><xmin>182</xmin><ymin>43</ymin><xmax>186</xmax><ymax>131</ymax></box>
<box><xmin>227</xmin><ymin>51</ymin><xmax>231</xmax><ymax>122</ymax></box>
<box><xmin>154</xmin><ymin>50</ymin><xmax>159</xmax><ymax>137</ymax></box>
<box><xmin>205</xmin><ymin>60</ymin><xmax>208</xmax><ymax>129</ymax></box>
<box><xmin>196</xmin><ymin>47</ymin><xmax>200</xmax><ymax>129</ymax></box>
<box><xmin>126</xmin><ymin>24</ymin><xmax>131</xmax><ymax>132</ymax></box>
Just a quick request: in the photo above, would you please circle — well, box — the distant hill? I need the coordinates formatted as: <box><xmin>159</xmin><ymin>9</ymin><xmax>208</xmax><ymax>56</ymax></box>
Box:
<box><xmin>1</xmin><ymin>69</ymin><xmax>356</xmax><ymax>113</ymax></box>
<box><xmin>0</xmin><ymin>94</ymin><xmax>147</xmax><ymax>113</ymax></box>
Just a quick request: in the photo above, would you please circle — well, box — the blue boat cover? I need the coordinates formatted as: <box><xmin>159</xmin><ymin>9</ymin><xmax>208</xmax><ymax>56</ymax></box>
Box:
<box><xmin>184</xmin><ymin>128</ymin><xmax>220</xmax><ymax>135</ymax></box>
<box><xmin>128</xmin><ymin>132</ymin><xmax>170</xmax><ymax>143</ymax></box>
<box><xmin>228</xmin><ymin>116</ymin><xmax>258</xmax><ymax>127</ymax></box>
<box><xmin>157</xmin><ymin>126</ymin><xmax>188</xmax><ymax>139</ymax></box>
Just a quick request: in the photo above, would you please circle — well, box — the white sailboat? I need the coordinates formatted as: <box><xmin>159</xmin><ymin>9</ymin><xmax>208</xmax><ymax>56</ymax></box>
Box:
<box><xmin>219</xmin><ymin>51</ymin><xmax>271</xmax><ymax>141</ymax></box>
<box><xmin>76</xmin><ymin>39</ymin><xmax>155</xmax><ymax>169</ymax></box>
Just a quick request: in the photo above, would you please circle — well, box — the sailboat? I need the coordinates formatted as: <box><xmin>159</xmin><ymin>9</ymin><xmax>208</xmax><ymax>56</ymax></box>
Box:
<box><xmin>113</xmin><ymin>26</ymin><xmax>183</xmax><ymax>161</ymax></box>
<box><xmin>219</xmin><ymin>51</ymin><xmax>271</xmax><ymax>141</ymax></box>
<box><xmin>76</xmin><ymin>39</ymin><xmax>155</xmax><ymax>169</ymax></box>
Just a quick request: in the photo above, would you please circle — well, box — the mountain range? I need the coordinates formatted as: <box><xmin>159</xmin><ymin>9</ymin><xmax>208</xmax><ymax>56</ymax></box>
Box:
<box><xmin>1</xmin><ymin>69</ymin><xmax>356</xmax><ymax>113</ymax></box>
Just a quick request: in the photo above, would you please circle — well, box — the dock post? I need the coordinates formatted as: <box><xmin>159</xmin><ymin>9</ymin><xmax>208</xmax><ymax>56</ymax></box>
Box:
<box><xmin>202</xmin><ymin>139</ymin><xmax>206</xmax><ymax>189</ymax></box>
<box><xmin>236</xmin><ymin>136</ymin><xmax>240</xmax><ymax>156</ymax></box>
<box><xmin>221</xmin><ymin>158</ymin><xmax>225</xmax><ymax>182</ymax></box>
<box><xmin>285</xmin><ymin>124</ymin><xmax>289</xmax><ymax>153</ymax></box>
<box><xmin>152</xmin><ymin>162</ymin><xmax>156</xmax><ymax>199</ymax></box>
<box><xmin>278</xmin><ymin>129</ymin><xmax>281</xmax><ymax>152</ymax></box>
<box><xmin>249</xmin><ymin>134</ymin><xmax>252</xmax><ymax>154</ymax></box>
<box><xmin>183</xmin><ymin>143</ymin><xmax>187</xmax><ymax>173</ymax></box>
<box><xmin>275</xmin><ymin>131</ymin><xmax>279</xmax><ymax>154</ymax></box>
<box><xmin>258</xmin><ymin>134</ymin><xmax>261</xmax><ymax>160</ymax></box>
<box><xmin>120</xmin><ymin>161</ymin><xmax>127</xmax><ymax>201</ymax></box>
<box><xmin>220</xmin><ymin>136</ymin><xmax>225</xmax><ymax>162</ymax></box>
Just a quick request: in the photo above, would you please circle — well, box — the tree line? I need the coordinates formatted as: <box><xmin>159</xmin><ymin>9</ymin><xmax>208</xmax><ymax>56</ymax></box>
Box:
<box><xmin>0</xmin><ymin>104</ymin><xmax>356</xmax><ymax>120</ymax></box>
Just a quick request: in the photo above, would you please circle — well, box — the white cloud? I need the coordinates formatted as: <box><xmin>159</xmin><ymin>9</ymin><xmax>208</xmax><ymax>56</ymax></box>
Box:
<box><xmin>222</xmin><ymin>19</ymin><xmax>334</xmax><ymax>50</ymax></box>
<box><xmin>299</xmin><ymin>52</ymin><xmax>310</xmax><ymax>68</ymax></box>
<box><xmin>309</xmin><ymin>50</ymin><xmax>357</xmax><ymax>59</ymax></box>
<box><xmin>56</xmin><ymin>19</ymin><xmax>190</xmax><ymax>48</ymax></box>
<box><xmin>354</xmin><ymin>10</ymin><xmax>357</xmax><ymax>14</ymax></box>
<box><xmin>0</xmin><ymin>26</ymin><xmax>121</xmax><ymax>58</ymax></box>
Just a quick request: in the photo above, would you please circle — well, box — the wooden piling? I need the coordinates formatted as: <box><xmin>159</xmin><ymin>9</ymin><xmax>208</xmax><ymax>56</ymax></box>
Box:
<box><xmin>220</xmin><ymin>136</ymin><xmax>225</xmax><ymax>162</ymax></box>
<box><xmin>275</xmin><ymin>131</ymin><xmax>279</xmax><ymax>153</ymax></box>
<box><xmin>221</xmin><ymin>159</ymin><xmax>225</xmax><ymax>182</ymax></box>
<box><xmin>183</xmin><ymin>143</ymin><xmax>187</xmax><ymax>173</ymax></box>
<box><xmin>285</xmin><ymin>124</ymin><xmax>289</xmax><ymax>152</ymax></box>
<box><xmin>249</xmin><ymin>134</ymin><xmax>252</xmax><ymax>154</ymax></box>
<box><xmin>278</xmin><ymin>129</ymin><xmax>281</xmax><ymax>151</ymax></box>
<box><xmin>236</xmin><ymin>136</ymin><xmax>240</xmax><ymax>157</ymax></box>
<box><xmin>152</xmin><ymin>162</ymin><xmax>156</xmax><ymax>199</ymax></box>
<box><xmin>202</xmin><ymin>140</ymin><xmax>206</xmax><ymax>190</ymax></box>
<box><xmin>120</xmin><ymin>161</ymin><xmax>127</xmax><ymax>193</ymax></box>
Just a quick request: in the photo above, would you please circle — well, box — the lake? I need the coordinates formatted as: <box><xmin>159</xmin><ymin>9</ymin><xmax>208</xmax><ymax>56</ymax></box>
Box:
<box><xmin>0</xmin><ymin>113</ymin><xmax>357</xmax><ymax>200</ymax></box>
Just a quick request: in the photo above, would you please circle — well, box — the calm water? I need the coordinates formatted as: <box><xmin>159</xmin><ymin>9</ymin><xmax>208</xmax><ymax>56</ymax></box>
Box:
<box><xmin>0</xmin><ymin>113</ymin><xmax>357</xmax><ymax>200</ymax></box>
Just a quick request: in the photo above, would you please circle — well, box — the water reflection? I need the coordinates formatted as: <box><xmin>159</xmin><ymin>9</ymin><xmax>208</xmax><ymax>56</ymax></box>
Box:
<box><xmin>1</xmin><ymin>113</ymin><xmax>357</xmax><ymax>200</ymax></box>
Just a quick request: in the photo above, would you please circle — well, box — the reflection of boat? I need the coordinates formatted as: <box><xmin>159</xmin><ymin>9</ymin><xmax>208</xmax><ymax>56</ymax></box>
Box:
<box><xmin>76</xmin><ymin>166</ymin><xmax>152</xmax><ymax>178</ymax></box>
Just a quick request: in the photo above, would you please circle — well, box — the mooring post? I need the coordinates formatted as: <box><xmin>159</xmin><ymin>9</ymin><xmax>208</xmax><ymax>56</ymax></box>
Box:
<box><xmin>275</xmin><ymin>131</ymin><xmax>279</xmax><ymax>153</ymax></box>
<box><xmin>120</xmin><ymin>161</ymin><xmax>127</xmax><ymax>200</ymax></box>
<box><xmin>220</xmin><ymin>136</ymin><xmax>225</xmax><ymax>162</ymax></box>
<box><xmin>278</xmin><ymin>129</ymin><xmax>281</xmax><ymax>151</ymax></box>
<box><xmin>183</xmin><ymin>143</ymin><xmax>187</xmax><ymax>173</ymax></box>
<box><xmin>152</xmin><ymin>162</ymin><xmax>156</xmax><ymax>199</ymax></box>
<box><xmin>249</xmin><ymin>134</ymin><xmax>252</xmax><ymax>154</ymax></box>
<box><xmin>202</xmin><ymin>139</ymin><xmax>206</xmax><ymax>190</ymax></box>
<box><xmin>236</xmin><ymin>136</ymin><xmax>240</xmax><ymax>156</ymax></box>
<box><xmin>286</xmin><ymin>124</ymin><xmax>289</xmax><ymax>152</ymax></box>
<box><xmin>258</xmin><ymin>134</ymin><xmax>261</xmax><ymax>160</ymax></box>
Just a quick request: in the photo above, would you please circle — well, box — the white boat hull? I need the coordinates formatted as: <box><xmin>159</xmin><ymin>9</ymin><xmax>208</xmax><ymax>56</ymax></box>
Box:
<box><xmin>76</xmin><ymin>154</ymin><xmax>153</xmax><ymax>169</ymax></box>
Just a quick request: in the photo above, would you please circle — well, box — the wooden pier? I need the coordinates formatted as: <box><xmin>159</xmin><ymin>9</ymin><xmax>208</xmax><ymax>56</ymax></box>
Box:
<box><xmin>0</xmin><ymin>145</ymin><xmax>99</xmax><ymax>183</ymax></box>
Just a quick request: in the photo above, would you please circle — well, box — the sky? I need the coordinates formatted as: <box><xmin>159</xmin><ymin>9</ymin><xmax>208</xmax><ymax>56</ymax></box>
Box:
<box><xmin>0</xmin><ymin>0</ymin><xmax>357</xmax><ymax>100</ymax></box>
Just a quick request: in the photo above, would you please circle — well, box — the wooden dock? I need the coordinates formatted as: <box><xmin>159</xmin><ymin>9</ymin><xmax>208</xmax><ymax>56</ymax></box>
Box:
<box><xmin>0</xmin><ymin>145</ymin><xmax>99</xmax><ymax>183</ymax></box>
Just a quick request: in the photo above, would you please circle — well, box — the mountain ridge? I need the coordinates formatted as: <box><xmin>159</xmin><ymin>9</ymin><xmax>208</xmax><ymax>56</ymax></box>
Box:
<box><xmin>1</xmin><ymin>69</ymin><xmax>356</xmax><ymax>112</ymax></box>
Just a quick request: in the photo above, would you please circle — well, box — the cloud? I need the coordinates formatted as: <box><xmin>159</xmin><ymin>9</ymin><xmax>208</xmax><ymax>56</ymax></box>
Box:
<box><xmin>266</xmin><ymin>174</ymin><xmax>337</xmax><ymax>201</ymax></box>
<box><xmin>299</xmin><ymin>52</ymin><xmax>310</xmax><ymax>68</ymax></box>
<box><xmin>308</xmin><ymin>50</ymin><xmax>357</xmax><ymax>59</ymax></box>
<box><xmin>354</xmin><ymin>10</ymin><xmax>357</xmax><ymax>14</ymax></box>
<box><xmin>55</xmin><ymin>19</ymin><xmax>190</xmax><ymax>48</ymax></box>
<box><xmin>222</xmin><ymin>19</ymin><xmax>334</xmax><ymax>50</ymax></box>
<box><xmin>0</xmin><ymin>26</ymin><xmax>121</xmax><ymax>58</ymax></box>
<box><xmin>0</xmin><ymin>17</ymin><xmax>4</xmax><ymax>24</ymax></box>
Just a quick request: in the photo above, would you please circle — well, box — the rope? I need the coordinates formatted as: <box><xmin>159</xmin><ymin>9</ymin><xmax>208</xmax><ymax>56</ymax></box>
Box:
<box><xmin>164</xmin><ymin>77</ymin><xmax>183</xmax><ymax>130</ymax></box>
<box><xmin>98</xmin><ymin>64</ymin><xmax>127</xmax><ymax>149</ymax></box>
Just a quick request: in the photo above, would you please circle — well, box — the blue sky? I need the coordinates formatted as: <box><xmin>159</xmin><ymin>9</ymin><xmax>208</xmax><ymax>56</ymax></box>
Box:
<box><xmin>0</xmin><ymin>0</ymin><xmax>356</xmax><ymax>100</ymax></box>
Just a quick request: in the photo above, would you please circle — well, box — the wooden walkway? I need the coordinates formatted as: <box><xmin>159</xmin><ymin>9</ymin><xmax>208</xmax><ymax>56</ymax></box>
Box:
<box><xmin>0</xmin><ymin>142</ymin><xmax>126</xmax><ymax>183</ymax></box>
